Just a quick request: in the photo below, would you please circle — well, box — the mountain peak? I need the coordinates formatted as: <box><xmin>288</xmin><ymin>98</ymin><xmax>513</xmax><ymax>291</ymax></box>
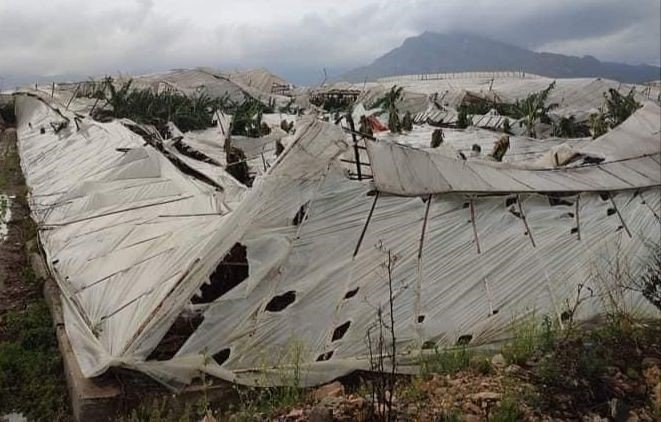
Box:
<box><xmin>342</xmin><ymin>32</ymin><xmax>660</xmax><ymax>83</ymax></box>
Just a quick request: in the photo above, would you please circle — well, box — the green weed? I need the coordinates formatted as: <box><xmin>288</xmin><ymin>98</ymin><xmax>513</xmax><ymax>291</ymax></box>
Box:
<box><xmin>489</xmin><ymin>396</ymin><xmax>524</xmax><ymax>422</ymax></box>
<box><xmin>0</xmin><ymin>302</ymin><xmax>70</xmax><ymax>420</ymax></box>
<box><xmin>501</xmin><ymin>313</ymin><xmax>556</xmax><ymax>366</ymax></box>
<box><xmin>420</xmin><ymin>346</ymin><xmax>472</xmax><ymax>377</ymax></box>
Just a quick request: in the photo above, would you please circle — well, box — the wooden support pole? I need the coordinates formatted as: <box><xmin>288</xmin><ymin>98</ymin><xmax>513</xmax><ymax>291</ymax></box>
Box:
<box><xmin>346</xmin><ymin>114</ymin><xmax>362</xmax><ymax>181</ymax></box>
<box><xmin>341</xmin><ymin>126</ymin><xmax>376</xmax><ymax>141</ymax></box>
<box><xmin>517</xmin><ymin>194</ymin><xmax>536</xmax><ymax>247</ymax></box>
<box><xmin>575</xmin><ymin>194</ymin><xmax>581</xmax><ymax>241</ymax></box>
<box><xmin>609</xmin><ymin>194</ymin><xmax>632</xmax><ymax>238</ymax></box>
<box><xmin>469</xmin><ymin>198</ymin><xmax>481</xmax><ymax>254</ymax></box>
<box><xmin>89</xmin><ymin>97</ymin><xmax>100</xmax><ymax>116</ymax></box>
<box><xmin>639</xmin><ymin>191</ymin><xmax>660</xmax><ymax>220</ymax></box>
<box><xmin>353</xmin><ymin>192</ymin><xmax>380</xmax><ymax>258</ymax></box>
<box><xmin>51</xmin><ymin>81</ymin><xmax>55</xmax><ymax>98</ymax></box>
<box><xmin>414</xmin><ymin>194</ymin><xmax>433</xmax><ymax>339</ymax></box>
<box><xmin>483</xmin><ymin>277</ymin><xmax>494</xmax><ymax>316</ymax></box>
<box><xmin>418</xmin><ymin>195</ymin><xmax>433</xmax><ymax>260</ymax></box>
<box><xmin>65</xmin><ymin>84</ymin><xmax>80</xmax><ymax>111</ymax></box>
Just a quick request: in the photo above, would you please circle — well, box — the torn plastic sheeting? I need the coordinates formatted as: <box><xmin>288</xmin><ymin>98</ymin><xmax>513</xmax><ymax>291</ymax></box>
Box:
<box><xmin>366</xmin><ymin>104</ymin><xmax>661</xmax><ymax>196</ymax></box>
<box><xmin>116</xmin><ymin>117</ymin><xmax>349</xmax><ymax>362</ymax></box>
<box><xmin>14</xmin><ymin>90</ymin><xmax>661</xmax><ymax>391</ymax></box>
<box><xmin>15</xmin><ymin>93</ymin><xmax>232</xmax><ymax>375</ymax></box>
<box><xmin>170</xmin><ymin>178</ymin><xmax>659</xmax><ymax>388</ymax></box>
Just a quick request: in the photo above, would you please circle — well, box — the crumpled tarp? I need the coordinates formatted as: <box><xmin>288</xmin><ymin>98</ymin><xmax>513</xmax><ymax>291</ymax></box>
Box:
<box><xmin>14</xmin><ymin>90</ymin><xmax>661</xmax><ymax>391</ymax></box>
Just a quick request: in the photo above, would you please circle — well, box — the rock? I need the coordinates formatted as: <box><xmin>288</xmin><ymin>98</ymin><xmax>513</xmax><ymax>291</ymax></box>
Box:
<box><xmin>346</xmin><ymin>395</ymin><xmax>366</xmax><ymax>409</ymax></box>
<box><xmin>201</xmin><ymin>413</ymin><xmax>217</xmax><ymax>422</ymax></box>
<box><xmin>286</xmin><ymin>408</ymin><xmax>304</xmax><ymax>418</ymax></box>
<box><xmin>462</xmin><ymin>401</ymin><xmax>482</xmax><ymax>414</ymax></box>
<box><xmin>641</xmin><ymin>357</ymin><xmax>660</xmax><ymax>369</ymax></box>
<box><xmin>319</xmin><ymin>396</ymin><xmax>344</xmax><ymax>409</ymax></box>
<box><xmin>469</xmin><ymin>391</ymin><xmax>502</xmax><ymax>401</ymax></box>
<box><xmin>491</xmin><ymin>354</ymin><xmax>507</xmax><ymax>369</ymax></box>
<box><xmin>626</xmin><ymin>412</ymin><xmax>640</xmax><ymax>422</ymax></box>
<box><xmin>504</xmin><ymin>364</ymin><xmax>523</xmax><ymax>376</ymax></box>
<box><xmin>312</xmin><ymin>381</ymin><xmax>345</xmax><ymax>401</ymax></box>
<box><xmin>309</xmin><ymin>406</ymin><xmax>333</xmax><ymax>422</ymax></box>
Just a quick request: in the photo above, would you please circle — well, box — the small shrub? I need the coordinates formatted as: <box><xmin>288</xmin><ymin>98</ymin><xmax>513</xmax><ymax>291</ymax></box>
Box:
<box><xmin>401</xmin><ymin>111</ymin><xmax>413</xmax><ymax>131</ymax></box>
<box><xmin>118</xmin><ymin>398</ymin><xmax>194</xmax><ymax>422</ymax></box>
<box><xmin>421</xmin><ymin>346</ymin><xmax>471</xmax><ymax>377</ymax></box>
<box><xmin>456</xmin><ymin>107</ymin><xmax>471</xmax><ymax>129</ymax></box>
<box><xmin>437</xmin><ymin>409</ymin><xmax>462</xmax><ymax>421</ymax></box>
<box><xmin>489</xmin><ymin>396</ymin><xmax>524</xmax><ymax>422</ymax></box>
<box><xmin>501</xmin><ymin>313</ymin><xmax>556</xmax><ymax>365</ymax></box>
<box><xmin>469</xmin><ymin>355</ymin><xmax>493</xmax><ymax>375</ymax></box>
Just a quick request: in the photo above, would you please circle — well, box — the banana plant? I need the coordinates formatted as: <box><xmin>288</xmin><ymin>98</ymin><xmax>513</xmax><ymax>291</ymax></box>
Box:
<box><xmin>515</xmin><ymin>82</ymin><xmax>557</xmax><ymax>138</ymax></box>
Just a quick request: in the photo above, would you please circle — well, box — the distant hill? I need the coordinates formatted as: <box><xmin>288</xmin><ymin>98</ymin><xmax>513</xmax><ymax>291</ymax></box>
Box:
<box><xmin>342</xmin><ymin>32</ymin><xmax>660</xmax><ymax>84</ymax></box>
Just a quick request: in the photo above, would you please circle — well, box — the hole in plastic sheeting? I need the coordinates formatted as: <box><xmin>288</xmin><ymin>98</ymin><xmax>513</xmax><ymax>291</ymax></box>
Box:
<box><xmin>505</xmin><ymin>196</ymin><xmax>517</xmax><ymax>207</ymax></box>
<box><xmin>565</xmin><ymin>212</ymin><xmax>575</xmax><ymax>219</ymax></box>
<box><xmin>332</xmin><ymin>321</ymin><xmax>351</xmax><ymax>341</ymax></box>
<box><xmin>265</xmin><ymin>291</ymin><xmax>296</xmax><ymax>312</ymax></box>
<box><xmin>607</xmin><ymin>208</ymin><xmax>616</xmax><ymax>216</ymax></box>
<box><xmin>213</xmin><ymin>348</ymin><xmax>231</xmax><ymax>366</ymax></box>
<box><xmin>147</xmin><ymin>313</ymin><xmax>204</xmax><ymax>361</ymax></box>
<box><xmin>344</xmin><ymin>287</ymin><xmax>359</xmax><ymax>299</ymax></box>
<box><xmin>191</xmin><ymin>243</ymin><xmax>249</xmax><ymax>304</ymax></box>
<box><xmin>462</xmin><ymin>202</ymin><xmax>469</xmax><ymax>209</ymax></box>
<box><xmin>316</xmin><ymin>351</ymin><xmax>334</xmax><ymax>361</ymax></box>
<box><xmin>366</xmin><ymin>190</ymin><xmax>378</xmax><ymax>197</ymax></box>
<box><xmin>616</xmin><ymin>225</ymin><xmax>624</xmax><ymax>232</ymax></box>
<box><xmin>456</xmin><ymin>335</ymin><xmax>473</xmax><ymax>346</ymax></box>
<box><xmin>417</xmin><ymin>315</ymin><xmax>425</xmax><ymax>323</ymax></box>
<box><xmin>508</xmin><ymin>207</ymin><xmax>522</xmax><ymax>219</ymax></box>
<box><xmin>599</xmin><ymin>192</ymin><xmax>610</xmax><ymax>201</ymax></box>
<box><xmin>292</xmin><ymin>202</ymin><xmax>310</xmax><ymax>226</ymax></box>
<box><xmin>571</xmin><ymin>227</ymin><xmax>579</xmax><ymax>234</ymax></box>
<box><xmin>40</xmin><ymin>127</ymin><xmax>45</xmax><ymax>134</ymax></box>
<box><xmin>547</xmin><ymin>195</ymin><xmax>573</xmax><ymax>207</ymax></box>
<box><xmin>422</xmin><ymin>340</ymin><xmax>436</xmax><ymax>350</ymax></box>
<box><xmin>560</xmin><ymin>310</ymin><xmax>573</xmax><ymax>323</ymax></box>
<box><xmin>583</xmin><ymin>156</ymin><xmax>605</xmax><ymax>165</ymax></box>
<box><xmin>491</xmin><ymin>309</ymin><xmax>499</xmax><ymax>316</ymax></box>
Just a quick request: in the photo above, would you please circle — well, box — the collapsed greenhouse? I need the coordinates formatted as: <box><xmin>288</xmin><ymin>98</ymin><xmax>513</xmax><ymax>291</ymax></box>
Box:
<box><xmin>9</xmin><ymin>69</ymin><xmax>661</xmax><ymax>391</ymax></box>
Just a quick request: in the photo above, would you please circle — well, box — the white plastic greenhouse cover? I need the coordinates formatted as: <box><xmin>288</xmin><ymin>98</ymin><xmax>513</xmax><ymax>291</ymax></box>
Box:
<box><xmin>14</xmin><ymin>91</ymin><xmax>661</xmax><ymax>390</ymax></box>
<box><xmin>367</xmin><ymin>103</ymin><xmax>661</xmax><ymax>196</ymax></box>
<box><xmin>371</xmin><ymin>74</ymin><xmax>660</xmax><ymax>120</ymax></box>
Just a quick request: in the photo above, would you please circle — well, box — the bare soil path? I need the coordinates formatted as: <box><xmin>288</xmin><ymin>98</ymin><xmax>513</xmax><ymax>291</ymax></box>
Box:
<box><xmin>0</xmin><ymin>128</ymin><xmax>38</xmax><ymax>318</ymax></box>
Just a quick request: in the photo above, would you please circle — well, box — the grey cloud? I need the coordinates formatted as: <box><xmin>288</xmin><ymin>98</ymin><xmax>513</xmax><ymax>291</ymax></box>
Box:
<box><xmin>0</xmin><ymin>0</ymin><xmax>658</xmax><ymax>86</ymax></box>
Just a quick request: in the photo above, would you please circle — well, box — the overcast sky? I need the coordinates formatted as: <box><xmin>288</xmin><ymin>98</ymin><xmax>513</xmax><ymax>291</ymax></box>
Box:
<box><xmin>1</xmin><ymin>0</ymin><xmax>659</xmax><ymax>87</ymax></box>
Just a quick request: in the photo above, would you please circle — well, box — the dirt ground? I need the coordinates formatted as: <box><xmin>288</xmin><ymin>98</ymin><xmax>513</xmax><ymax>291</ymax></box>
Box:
<box><xmin>0</xmin><ymin>127</ymin><xmax>71</xmax><ymax>420</ymax></box>
<box><xmin>0</xmin><ymin>128</ymin><xmax>39</xmax><ymax>320</ymax></box>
